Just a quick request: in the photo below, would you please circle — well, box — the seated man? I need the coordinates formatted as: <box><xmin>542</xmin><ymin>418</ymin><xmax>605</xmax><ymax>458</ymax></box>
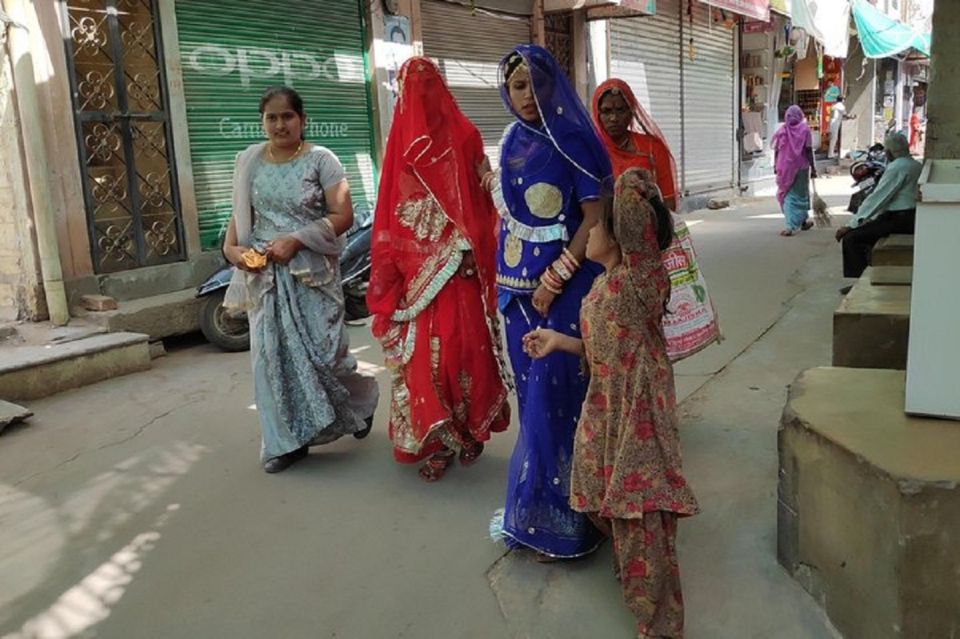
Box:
<box><xmin>836</xmin><ymin>132</ymin><xmax>922</xmax><ymax>279</ymax></box>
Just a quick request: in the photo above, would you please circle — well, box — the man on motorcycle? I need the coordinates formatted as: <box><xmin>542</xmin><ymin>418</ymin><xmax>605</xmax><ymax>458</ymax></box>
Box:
<box><xmin>836</xmin><ymin>132</ymin><xmax>922</xmax><ymax>280</ymax></box>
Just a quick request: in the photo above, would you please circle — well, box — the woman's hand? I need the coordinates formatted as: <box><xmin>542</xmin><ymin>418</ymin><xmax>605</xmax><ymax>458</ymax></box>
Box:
<box><xmin>532</xmin><ymin>284</ymin><xmax>557</xmax><ymax>317</ymax></box>
<box><xmin>265</xmin><ymin>236</ymin><xmax>304</xmax><ymax>265</ymax></box>
<box><xmin>523</xmin><ymin>328</ymin><xmax>583</xmax><ymax>359</ymax></box>
<box><xmin>523</xmin><ymin>328</ymin><xmax>563</xmax><ymax>360</ymax></box>
<box><xmin>458</xmin><ymin>251</ymin><xmax>477</xmax><ymax>278</ymax></box>
<box><xmin>480</xmin><ymin>171</ymin><xmax>497</xmax><ymax>192</ymax></box>
<box><xmin>224</xmin><ymin>245</ymin><xmax>264</xmax><ymax>272</ymax></box>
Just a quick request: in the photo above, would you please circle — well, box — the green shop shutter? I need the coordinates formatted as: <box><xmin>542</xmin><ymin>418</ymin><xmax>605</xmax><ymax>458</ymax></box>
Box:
<box><xmin>175</xmin><ymin>0</ymin><xmax>377</xmax><ymax>249</ymax></box>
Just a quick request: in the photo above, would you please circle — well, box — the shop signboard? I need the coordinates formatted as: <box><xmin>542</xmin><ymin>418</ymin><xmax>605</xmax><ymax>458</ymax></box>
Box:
<box><xmin>742</xmin><ymin>17</ymin><xmax>774</xmax><ymax>33</ymax></box>
<box><xmin>701</xmin><ymin>0</ymin><xmax>769</xmax><ymax>21</ymax></box>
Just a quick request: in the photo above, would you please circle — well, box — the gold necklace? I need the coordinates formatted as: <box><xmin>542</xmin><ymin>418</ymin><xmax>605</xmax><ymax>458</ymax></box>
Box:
<box><xmin>268</xmin><ymin>139</ymin><xmax>304</xmax><ymax>163</ymax></box>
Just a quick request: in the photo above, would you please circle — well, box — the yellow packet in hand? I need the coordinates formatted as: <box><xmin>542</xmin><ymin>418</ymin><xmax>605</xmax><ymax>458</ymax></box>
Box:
<box><xmin>241</xmin><ymin>248</ymin><xmax>267</xmax><ymax>270</ymax></box>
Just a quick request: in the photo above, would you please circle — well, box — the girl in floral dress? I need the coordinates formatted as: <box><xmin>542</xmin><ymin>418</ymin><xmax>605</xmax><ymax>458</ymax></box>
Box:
<box><xmin>523</xmin><ymin>168</ymin><xmax>699</xmax><ymax>637</ymax></box>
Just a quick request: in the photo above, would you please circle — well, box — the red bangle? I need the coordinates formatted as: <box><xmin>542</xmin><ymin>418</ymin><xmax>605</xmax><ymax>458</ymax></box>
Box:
<box><xmin>541</xmin><ymin>280</ymin><xmax>562</xmax><ymax>295</ymax></box>
<box><xmin>542</xmin><ymin>268</ymin><xmax>564</xmax><ymax>291</ymax></box>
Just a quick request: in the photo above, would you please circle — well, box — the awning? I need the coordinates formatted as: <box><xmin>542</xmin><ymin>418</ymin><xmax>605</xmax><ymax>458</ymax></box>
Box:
<box><xmin>790</xmin><ymin>0</ymin><xmax>850</xmax><ymax>58</ymax></box>
<box><xmin>770</xmin><ymin>0</ymin><xmax>790</xmax><ymax>17</ymax></box>
<box><xmin>699</xmin><ymin>0</ymin><xmax>768</xmax><ymax>21</ymax></box>
<box><xmin>852</xmin><ymin>0</ymin><xmax>931</xmax><ymax>58</ymax></box>
<box><xmin>583</xmin><ymin>0</ymin><xmax>657</xmax><ymax>19</ymax></box>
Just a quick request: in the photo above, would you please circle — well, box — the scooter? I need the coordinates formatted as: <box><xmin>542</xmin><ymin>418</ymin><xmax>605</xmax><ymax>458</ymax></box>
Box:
<box><xmin>847</xmin><ymin>143</ymin><xmax>887</xmax><ymax>214</ymax></box>
<box><xmin>196</xmin><ymin>206</ymin><xmax>374</xmax><ymax>352</ymax></box>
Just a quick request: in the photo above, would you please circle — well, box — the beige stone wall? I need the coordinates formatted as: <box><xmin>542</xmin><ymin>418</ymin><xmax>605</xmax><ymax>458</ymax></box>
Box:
<box><xmin>0</xmin><ymin>42</ymin><xmax>43</xmax><ymax>321</ymax></box>
<box><xmin>926</xmin><ymin>2</ymin><xmax>960</xmax><ymax>160</ymax></box>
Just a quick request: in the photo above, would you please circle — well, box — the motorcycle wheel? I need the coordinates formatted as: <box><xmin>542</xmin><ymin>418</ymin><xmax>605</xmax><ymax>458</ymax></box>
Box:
<box><xmin>343</xmin><ymin>283</ymin><xmax>369</xmax><ymax>322</ymax></box>
<box><xmin>199</xmin><ymin>290</ymin><xmax>250</xmax><ymax>352</ymax></box>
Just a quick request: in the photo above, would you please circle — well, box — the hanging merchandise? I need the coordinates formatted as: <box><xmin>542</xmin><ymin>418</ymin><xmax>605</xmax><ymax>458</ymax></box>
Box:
<box><xmin>790</xmin><ymin>0</ymin><xmax>851</xmax><ymax>59</ymax></box>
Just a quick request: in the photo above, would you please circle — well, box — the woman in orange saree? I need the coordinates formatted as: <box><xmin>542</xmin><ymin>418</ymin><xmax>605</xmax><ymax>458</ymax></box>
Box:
<box><xmin>592</xmin><ymin>78</ymin><xmax>721</xmax><ymax>363</ymax></box>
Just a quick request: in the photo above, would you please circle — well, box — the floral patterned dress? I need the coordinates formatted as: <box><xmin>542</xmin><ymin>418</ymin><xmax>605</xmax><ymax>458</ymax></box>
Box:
<box><xmin>569</xmin><ymin>174</ymin><xmax>698</xmax><ymax>519</ymax></box>
<box><xmin>569</xmin><ymin>169</ymin><xmax>698</xmax><ymax>638</ymax></box>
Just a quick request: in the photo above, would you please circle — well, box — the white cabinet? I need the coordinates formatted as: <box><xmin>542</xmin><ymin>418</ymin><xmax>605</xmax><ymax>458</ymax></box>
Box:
<box><xmin>905</xmin><ymin>160</ymin><xmax>960</xmax><ymax>419</ymax></box>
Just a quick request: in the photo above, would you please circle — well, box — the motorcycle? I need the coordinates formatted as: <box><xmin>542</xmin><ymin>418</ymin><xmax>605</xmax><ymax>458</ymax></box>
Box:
<box><xmin>197</xmin><ymin>205</ymin><xmax>374</xmax><ymax>352</ymax></box>
<box><xmin>847</xmin><ymin>143</ymin><xmax>887</xmax><ymax>214</ymax></box>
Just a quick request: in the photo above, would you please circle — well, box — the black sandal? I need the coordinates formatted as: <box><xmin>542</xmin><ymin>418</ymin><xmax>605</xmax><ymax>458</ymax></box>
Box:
<box><xmin>354</xmin><ymin>416</ymin><xmax>374</xmax><ymax>440</ymax></box>
<box><xmin>263</xmin><ymin>445</ymin><xmax>308</xmax><ymax>474</ymax></box>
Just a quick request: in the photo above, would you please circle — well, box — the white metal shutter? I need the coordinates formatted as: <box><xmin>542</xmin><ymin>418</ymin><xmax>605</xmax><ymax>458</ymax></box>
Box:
<box><xmin>421</xmin><ymin>0</ymin><xmax>531</xmax><ymax>167</ymax></box>
<box><xmin>609</xmin><ymin>0</ymin><xmax>683</xmax><ymax>162</ymax></box>
<box><xmin>681</xmin><ymin>2</ymin><xmax>735</xmax><ymax>194</ymax></box>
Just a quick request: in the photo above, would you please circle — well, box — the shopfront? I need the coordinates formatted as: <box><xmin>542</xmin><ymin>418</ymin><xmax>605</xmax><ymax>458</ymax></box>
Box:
<box><xmin>609</xmin><ymin>0</ymin><xmax>737</xmax><ymax>199</ymax></box>
<box><xmin>174</xmin><ymin>0</ymin><xmax>378</xmax><ymax>250</ymax></box>
<box><xmin>420</xmin><ymin>0</ymin><xmax>533</xmax><ymax>166</ymax></box>
<box><xmin>738</xmin><ymin>11</ymin><xmax>790</xmax><ymax>187</ymax></box>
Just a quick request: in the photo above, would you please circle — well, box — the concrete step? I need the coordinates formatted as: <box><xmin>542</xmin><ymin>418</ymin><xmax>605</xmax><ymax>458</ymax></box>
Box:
<box><xmin>0</xmin><ymin>331</ymin><xmax>151</xmax><ymax>401</ymax></box>
<box><xmin>833</xmin><ymin>270</ymin><xmax>910</xmax><ymax>370</ymax></box>
<box><xmin>72</xmin><ymin>288</ymin><xmax>203</xmax><ymax>341</ymax></box>
<box><xmin>869</xmin><ymin>265</ymin><xmax>912</xmax><ymax>286</ymax></box>
<box><xmin>872</xmin><ymin>233</ymin><xmax>914</xmax><ymax>267</ymax></box>
<box><xmin>0</xmin><ymin>399</ymin><xmax>32</xmax><ymax>434</ymax></box>
<box><xmin>779</xmin><ymin>367</ymin><xmax>960</xmax><ymax>639</ymax></box>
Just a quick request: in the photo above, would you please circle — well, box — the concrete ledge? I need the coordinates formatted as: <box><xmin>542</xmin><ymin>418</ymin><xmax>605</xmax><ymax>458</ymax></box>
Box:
<box><xmin>64</xmin><ymin>251</ymin><xmax>223</xmax><ymax>304</ymax></box>
<box><xmin>0</xmin><ymin>333</ymin><xmax>151</xmax><ymax>401</ymax></box>
<box><xmin>870</xmin><ymin>265</ymin><xmax>912</xmax><ymax>286</ymax></box>
<box><xmin>833</xmin><ymin>274</ymin><xmax>910</xmax><ymax>369</ymax></box>
<box><xmin>871</xmin><ymin>234</ymin><xmax>914</xmax><ymax>267</ymax></box>
<box><xmin>73</xmin><ymin>289</ymin><xmax>203</xmax><ymax>341</ymax></box>
<box><xmin>779</xmin><ymin>367</ymin><xmax>960</xmax><ymax>639</ymax></box>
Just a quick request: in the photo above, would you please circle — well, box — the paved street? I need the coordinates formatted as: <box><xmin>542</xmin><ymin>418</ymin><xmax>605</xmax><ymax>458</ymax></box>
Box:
<box><xmin>0</xmin><ymin>182</ymin><xmax>854</xmax><ymax>638</ymax></box>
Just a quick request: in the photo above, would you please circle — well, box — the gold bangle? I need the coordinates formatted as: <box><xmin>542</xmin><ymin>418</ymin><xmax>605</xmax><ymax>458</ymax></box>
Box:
<box><xmin>559</xmin><ymin>252</ymin><xmax>579</xmax><ymax>273</ymax></box>
<box><xmin>562</xmin><ymin>247</ymin><xmax>581</xmax><ymax>269</ymax></box>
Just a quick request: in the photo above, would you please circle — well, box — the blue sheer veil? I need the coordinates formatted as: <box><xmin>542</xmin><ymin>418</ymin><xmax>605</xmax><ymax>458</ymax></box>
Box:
<box><xmin>498</xmin><ymin>44</ymin><xmax>613</xmax><ymax>191</ymax></box>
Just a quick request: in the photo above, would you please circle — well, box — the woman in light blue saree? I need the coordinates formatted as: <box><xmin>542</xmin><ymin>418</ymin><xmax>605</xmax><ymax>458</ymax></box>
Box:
<box><xmin>223</xmin><ymin>86</ymin><xmax>379</xmax><ymax>473</ymax></box>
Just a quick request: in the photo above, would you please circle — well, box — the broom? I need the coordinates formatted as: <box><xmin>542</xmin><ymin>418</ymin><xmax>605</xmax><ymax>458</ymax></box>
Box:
<box><xmin>811</xmin><ymin>177</ymin><xmax>831</xmax><ymax>228</ymax></box>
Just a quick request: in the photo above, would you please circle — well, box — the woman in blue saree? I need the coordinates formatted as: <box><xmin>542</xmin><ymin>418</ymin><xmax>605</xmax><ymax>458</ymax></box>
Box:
<box><xmin>489</xmin><ymin>45</ymin><xmax>613</xmax><ymax>559</ymax></box>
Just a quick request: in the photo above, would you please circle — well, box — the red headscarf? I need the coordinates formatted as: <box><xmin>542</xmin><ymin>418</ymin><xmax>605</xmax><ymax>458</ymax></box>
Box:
<box><xmin>592</xmin><ymin>79</ymin><xmax>679</xmax><ymax>207</ymax></box>
<box><xmin>367</xmin><ymin>57</ymin><xmax>499</xmax><ymax>337</ymax></box>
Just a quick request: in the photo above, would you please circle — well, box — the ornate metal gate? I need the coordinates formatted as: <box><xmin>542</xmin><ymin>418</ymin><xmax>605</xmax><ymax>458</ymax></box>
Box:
<box><xmin>545</xmin><ymin>12</ymin><xmax>574</xmax><ymax>82</ymax></box>
<box><xmin>62</xmin><ymin>0</ymin><xmax>185</xmax><ymax>273</ymax></box>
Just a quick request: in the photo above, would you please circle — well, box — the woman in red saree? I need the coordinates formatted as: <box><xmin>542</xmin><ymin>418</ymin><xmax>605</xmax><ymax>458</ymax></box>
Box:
<box><xmin>593</xmin><ymin>78</ymin><xmax>721</xmax><ymax>363</ymax></box>
<box><xmin>367</xmin><ymin>57</ymin><xmax>510</xmax><ymax>481</ymax></box>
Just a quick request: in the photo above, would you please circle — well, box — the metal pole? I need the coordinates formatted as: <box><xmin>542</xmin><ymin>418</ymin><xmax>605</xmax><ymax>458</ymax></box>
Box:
<box><xmin>2</xmin><ymin>0</ymin><xmax>69</xmax><ymax>325</ymax></box>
